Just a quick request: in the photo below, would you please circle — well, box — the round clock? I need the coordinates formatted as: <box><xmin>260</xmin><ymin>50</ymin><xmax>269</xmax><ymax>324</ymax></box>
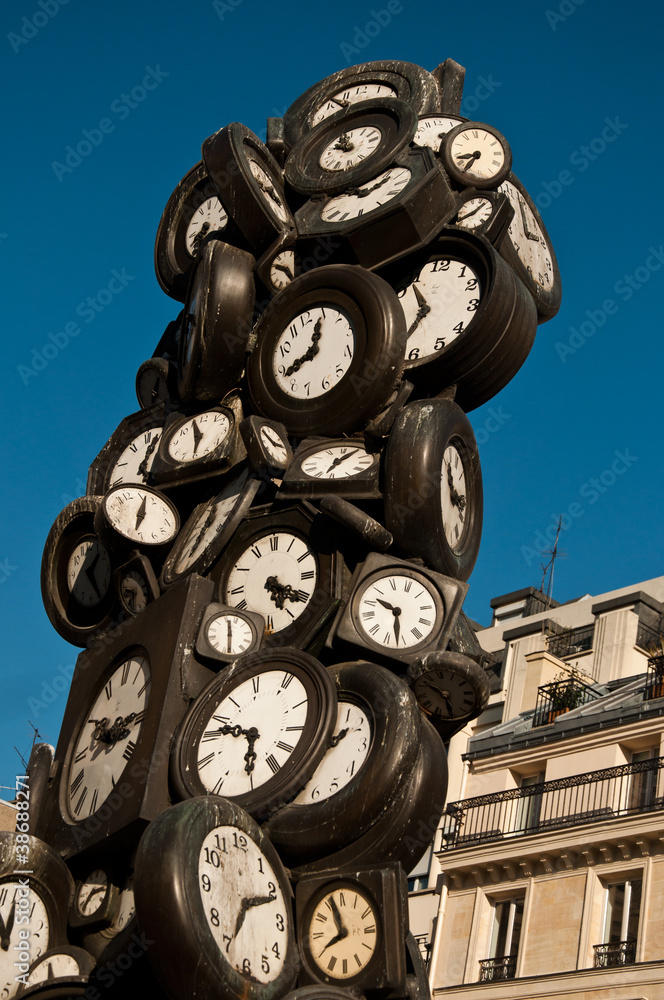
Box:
<box><xmin>154</xmin><ymin>160</ymin><xmax>232</xmax><ymax>302</ymax></box>
<box><xmin>177</xmin><ymin>238</ymin><xmax>256</xmax><ymax>405</ymax></box>
<box><xmin>278</xmin><ymin>436</ymin><xmax>381</xmax><ymax>500</ymax></box>
<box><xmin>498</xmin><ymin>173</ymin><xmax>562</xmax><ymax>322</ymax></box>
<box><xmin>285</xmin><ymin>99</ymin><xmax>416</xmax><ymax>196</ymax></box>
<box><xmin>239</xmin><ymin>415</ymin><xmax>293</xmax><ymax>478</ymax></box>
<box><xmin>384</xmin><ymin>398</ymin><xmax>483</xmax><ymax>581</ymax></box>
<box><xmin>171</xmin><ymin>646</ymin><xmax>337</xmax><ymax>819</ymax></box>
<box><xmin>95</xmin><ymin>484</ymin><xmax>179</xmax><ymax>553</ymax></box>
<box><xmin>194</xmin><ymin>602</ymin><xmax>265</xmax><ymax>664</ymax></box>
<box><xmin>61</xmin><ymin>653</ymin><xmax>151</xmax><ymax>822</ymax></box>
<box><xmin>407</xmin><ymin>650</ymin><xmax>490</xmax><ymax>724</ymax></box>
<box><xmin>86</xmin><ymin>404</ymin><xmax>170</xmax><ymax>495</ymax></box>
<box><xmin>412</xmin><ymin>113</ymin><xmax>467</xmax><ymax>151</ymax></box>
<box><xmin>78</xmin><ymin>864</ymin><xmax>136</xmax><ymax>960</ymax></box>
<box><xmin>450</xmin><ymin>189</ymin><xmax>514</xmax><ymax>246</ymax></box>
<box><xmin>263</xmin><ymin>661</ymin><xmax>423</xmax><ymax>865</ymax></box>
<box><xmin>246</xmin><ymin>264</ymin><xmax>407</xmax><ymax>437</ymax></box>
<box><xmin>302</xmin><ymin>881</ymin><xmax>378</xmax><ymax>983</ymax></box>
<box><xmin>150</xmin><ymin>400</ymin><xmax>245</xmax><ymax>487</ymax></box>
<box><xmin>441</xmin><ymin>122</ymin><xmax>512</xmax><ymax>189</ymax></box>
<box><xmin>134</xmin><ymin>796</ymin><xmax>298</xmax><ymax>1000</ymax></box>
<box><xmin>114</xmin><ymin>553</ymin><xmax>160</xmax><ymax>617</ymax></box>
<box><xmin>135</xmin><ymin>356</ymin><xmax>178</xmax><ymax>410</ymax></box>
<box><xmin>21</xmin><ymin>946</ymin><xmax>95</xmax><ymax>992</ymax></box>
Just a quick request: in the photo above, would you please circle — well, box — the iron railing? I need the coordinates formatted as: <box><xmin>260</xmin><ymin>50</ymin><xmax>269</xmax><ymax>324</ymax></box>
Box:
<box><xmin>646</xmin><ymin>654</ymin><xmax>664</xmax><ymax>701</ymax></box>
<box><xmin>478</xmin><ymin>956</ymin><xmax>517</xmax><ymax>981</ymax></box>
<box><xmin>593</xmin><ymin>941</ymin><xmax>636</xmax><ymax>967</ymax></box>
<box><xmin>442</xmin><ymin>756</ymin><xmax>664</xmax><ymax>849</ymax></box>
<box><xmin>533</xmin><ymin>677</ymin><xmax>600</xmax><ymax>727</ymax></box>
<box><xmin>635</xmin><ymin>620</ymin><xmax>663</xmax><ymax>653</ymax></box>
<box><xmin>546</xmin><ymin>624</ymin><xmax>594</xmax><ymax>659</ymax></box>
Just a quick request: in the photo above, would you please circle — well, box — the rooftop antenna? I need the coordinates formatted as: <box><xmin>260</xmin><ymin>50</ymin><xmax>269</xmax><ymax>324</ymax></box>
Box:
<box><xmin>13</xmin><ymin>745</ymin><xmax>28</xmax><ymax>770</ymax></box>
<box><xmin>538</xmin><ymin>515</ymin><xmax>567</xmax><ymax>606</ymax></box>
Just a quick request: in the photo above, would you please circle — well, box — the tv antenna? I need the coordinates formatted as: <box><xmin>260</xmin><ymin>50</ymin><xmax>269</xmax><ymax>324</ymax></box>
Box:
<box><xmin>539</xmin><ymin>515</ymin><xmax>567</xmax><ymax>605</ymax></box>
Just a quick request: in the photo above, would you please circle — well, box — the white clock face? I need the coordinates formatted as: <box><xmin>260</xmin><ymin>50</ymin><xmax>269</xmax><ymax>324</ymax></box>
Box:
<box><xmin>195</xmin><ymin>670</ymin><xmax>309</xmax><ymax>795</ymax></box>
<box><xmin>308</xmin><ymin>886</ymin><xmax>378</xmax><ymax>979</ymax></box>
<box><xmin>166</xmin><ymin>410</ymin><xmax>231</xmax><ymax>462</ymax></box>
<box><xmin>66</xmin><ymin>537</ymin><xmax>111</xmax><ymax>608</ymax></box>
<box><xmin>269</xmin><ymin>250</ymin><xmax>295</xmax><ymax>291</ymax></box>
<box><xmin>66</xmin><ymin>656</ymin><xmax>150</xmax><ymax>820</ymax></box>
<box><xmin>273</xmin><ymin>306</ymin><xmax>355</xmax><ymax>400</ymax></box>
<box><xmin>104</xmin><ymin>486</ymin><xmax>178</xmax><ymax>546</ymax></box>
<box><xmin>413</xmin><ymin>114</ymin><xmax>464</xmax><ymax>150</ymax></box>
<box><xmin>206</xmin><ymin>612</ymin><xmax>256</xmax><ymax>656</ymax></box>
<box><xmin>455</xmin><ymin>196</ymin><xmax>494</xmax><ymax>230</ymax></box>
<box><xmin>448</xmin><ymin>126</ymin><xmax>506</xmax><ymax>183</ymax></box>
<box><xmin>311</xmin><ymin>83</ymin><xmax>397</xmax><ymax>126</ymax></box>
<box><xmin>198</xmin><ymin>825</ymin><xmax>288</xmax><ymax>984</ymax></box>
<box><xmin>248</xmin><ymin>158</ymin><xmax>289</xmax><ymax>223</ymax></box>
<box><xmin>76</xmin><ymin>869</ymin><xmax>108</xmax><ymax>917</ymax></box>
<box><xmin>259</xmin><ymin>425</ymin><xmax>288</xmax><ymax>465</ymax></box>
<box><xmin>172</xmin><ymin>470</ymin><xmax>250</xmax><ymax>576</ymax></box>
<box><xmin>357</xmin><ymin>572</ymin><xmax>438</xmax><ymax>650</ymax></box>
<box><xmin>398</xmin><ymin>257</ymin><xmax>481</xmax><ymax>365</ymax></box>
<box><xmin>300</xmin><ymin>444</ymin><xmax>375</xmax><ymax>480</ymax></box>
<box><xmin>320</xmin><ymin>166</ymin><xmax>411</xmax><ymax>222</ymax></box>
<box><xmin>499</xmin><ymin>180</ymin><xmax>555</xmax><ymax>290</ymax></box>
<box><xmin>225</xmin><ymin>530</ymin><xmax>318</xmax><ymax>633</ymax></box>
<box><xmin>113</xmin><ymin>874</ymin><xmax>135</xmax><ymax>933</ymax></box>
<box><xmin>319</xmin><ymin>126</ymin><xmax>382</xmax><ymax>172</ymax></box>
<box><xmin>294</xmin><ymin>700</ymin><xmax>371</xmax><ymax>804</ymax></box>
<box><xmin>0</xmin><ymin>883</ymin><xmax>49</xmax><ymax>1000</ymax></box>
<box><xmin>108</xmin><ymin>427</ymin><xmax>162</xmax><ymax>487</ymax></box>
<box><xmin>441</xmin><ymin>443</ymin><xmax>468</xmax><ymax>552</ymax></box>
<box><xmin>27</xmin><ymin>953</ymin><xmax>81</xmax><ymax>986</ymax></box>
<box><xmin>185</xmin><ymin>196</ymin><xmax>229</xmax><ymax>256</ymax></box>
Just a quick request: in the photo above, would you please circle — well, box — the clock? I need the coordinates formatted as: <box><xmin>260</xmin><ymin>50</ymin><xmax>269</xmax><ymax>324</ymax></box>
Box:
<box><xmin>78</xmin><ymin>862</ymin><xmax>137</xmax><ymax>961</ymax></box>
<box><xmin>113</xmin><ymin>552</ymin><xmax>160</xmax><ymax>617</ymax></box>
<box><xmin>282</xmin><ymin>60</ymin><xmax>440</xmax><ymax>146</ymax></box>
<box><xmin>69</xmin><ymin>867</ymin><xmax>119</xmax><ymax>929</ymax></box>
<box><xmin>94</xmin><ymin>484</ymin><xmax>179</xmax><ymax>556</ymax></box>
<box><xmin>194</xmin><ymin>602</ymin><xmax>265</xmax><ymax>664</ymax></box>
<box><xmin>411</xmin><ymin>113</ymin><xmax>467</xmax><ymax>152</ymax></box>
<box><xmin>135</xmin><ymin>356</ymin><xmax>178</xmax><ymax>410</ymax></box>
<box><xmin>202</xmin><ymin>123</ymin><xmax>295</xmax><ymax>257</ymax></box>
<box><xmin>20</xmin><ymin>946</ymin><xmax>95</xmax><ymax>994</ymax></box>
<box><xmin>284</xmin><ymin>99</ymin><xmax>416</xmax><ymax>196</ymax></box>
<box><xmin>407</xmin><ymin>650</ymin><xmax>490</xmax><ymax>725</ymax></box>
<box><xmin>384</xmin><ymin>398</ymin><xmax>483</xmax><ymax>581</ymax></box>
<box><xmin>263</xmin><ymin>661</ymin><xmax>423</xmax><ymax>865</ymax></box>
<box><xmin>498</xmin><ymin>173</ymin><xmax>562</xmax><ymax>322</ymax></box>
<box><xmin>150</xmin><ymin>399</ymin><xmax>246</xmax><ymax>488</ymax></box>
<box><xmin>0</xmin><ymin>833</ymin><xmax>73</xmax><ymax>1000</ymax></box>
<box><xmin>86</xmin><ymin>404</ymin><xmax>168</xmax><ymax>495</ymax></box>
<box><xmin>177</xmin><ymin>238</ymin><xmax>256</xmax><ymax>406</ymax></box>
<box><xmin>255</xmin><ymin>240</ymin><xmax>298</xmax><ymax>297</ymax></box>
<box><xmin>212</xmin><ymin>503</ymin><xmax>344</xmax><ymax>650</ymax></box>
<box><xmin>134</xmin><ymin>796</ymin><xmax>298</xmax><ymax>1000</ymax></box>
<box><xmin>159</xmin><ymin>467</ymin><xmax>261</xmax><ymax>587</ymax></box>
<box><xmin>450</xmin><ymin>189</ymin><xmax>514</xmax><ymax>245</ymax></box>
<box><xmin>441</xmin><ymin>122</ymin><xmax>512</xmax><ymax>189</ymax></box>
<box><xmin>171</xmin><ymin>646</ymin><xmax>337</xmax><ymax>818</ymax></box>
<box><xmin>246</xmin><ymin>264</ymin><xmax>408</xmax><ymax>438</ymax></box>
<box><xmin>296</xmin><ymin>864</ymin><xmax>407</xmax><ymax>995</ymax></box>
<box><xmin>327</xmin><ymin>551</ymin><xmax>467</xmax><ymax>666</ymax></box>
<box><xmin>277</xmin><ymin>437</ymin><xmax>381</xmax><ymax>499</ymax></box>
<box><xmin>41</xmin><ymin>497</ymin><xmax>118</xmax><ymax>647</ymax></box>
<box><xmin>154</xmin><ymin>160</ymin><xmax>234</xmax><ymax>302</ymax></box>
<box><xmin>240</xmin><ymin>416</ymin><xmax>293</xmax><ymax>479</ymax></box>
<box><xmin>294</xmin><ymin>147</ymin><xmax>460</xmax><ymax>271</ymax></box>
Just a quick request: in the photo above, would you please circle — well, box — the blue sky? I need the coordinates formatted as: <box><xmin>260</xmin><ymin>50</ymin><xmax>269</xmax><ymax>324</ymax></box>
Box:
<box><xmin>1</xmin><ymin>0</ymin><xmax>663</xmax><ymax>793</ymax></box>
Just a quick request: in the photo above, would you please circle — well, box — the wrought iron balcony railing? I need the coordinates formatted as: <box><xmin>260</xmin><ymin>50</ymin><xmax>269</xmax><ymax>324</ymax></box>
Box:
<box><xmin>478</xmin><ymin>956</ymin><xmax>517</xmax><ymax>981</ymax></box>
<box><xmin>532</xmin><ymin>676</ymin><xmax>600</xmax><ymax>727</ymax></box>
<box><xmin>546</xmin><ymin>624</ymin><xmax>594</xmax><ymax>659</ymax></box>
<box><xmin>635</xmin><ymin>620</ymin><xmax>663</xmax><ymax>653</ymax></box>
<box><xmin>593</xmin><ymin>941</ymin><xmax>636</xmax><ymax>967</ymax></box>
<box><xmin>646</xmin><ymin>654</ymin><xmax>664</xmax><ymax>701</ymax></box>
<box><xmin>442</xmin><ymin>756</ymin><xmax>664</xmax><ymax>850</ymax></box>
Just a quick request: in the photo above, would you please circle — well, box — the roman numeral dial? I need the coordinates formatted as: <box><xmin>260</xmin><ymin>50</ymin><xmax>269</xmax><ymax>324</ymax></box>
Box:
<box><xmin>307</xmin><ymin>886</ymin><xmax>378</xmax><ymax>980</ymax></box>
<box><xmin>357</xmin><ymin>572</ymin><xmax>438</xmax><ymax>650</ymax></box>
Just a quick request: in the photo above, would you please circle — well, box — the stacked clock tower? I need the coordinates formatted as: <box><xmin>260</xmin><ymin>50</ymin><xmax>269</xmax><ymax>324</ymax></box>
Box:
<box><xmin>0</xmin><ymin>57</ymin><xmax>560</xmax><ymax>1000</ymax></box>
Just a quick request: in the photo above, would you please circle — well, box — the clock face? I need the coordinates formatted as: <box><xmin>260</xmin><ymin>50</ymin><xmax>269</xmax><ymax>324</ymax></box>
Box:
<box><xmin>441</xmin><ymin>443</ymin><xmax>468</xmax><ymax>552</ymax></box>
<box><xmin>259</xmin><ymin>425</ymin><xmax>289</xmax><ymax>465</ymax></box>
<box><xmin>412</xmin><ymin>666</ymin><xmax>479</xmax><ymax>719</ymax></box>
<box><xmin>357</xmin><ymin>572</ymin><xmax>438</xmax><ymax>651</ymax></box>
<box><xmin>198</xmin><ymin>825</ymin><xmax>288</xmax><ymax>984</ymax></box>
<box><xmin>108</xmin><ymin>427</ymin><xmax>163</xmax><ymax>487</ymax></box>
<box><xmin>269</xmin><ymin>250</ymin><xmax>295</xmax><ymax>291</ymax></box>
<box><xmin>320</xmin><ymin>166</ymin><xmax>411</xmax><ymax>222</ymax></box>
<box><xmin>273</xmin><ymin>305</ymin><xmax>355</xmax><ymax>401</ymax></box>
<box><xmin>447</xmin><ymin>125</ymin><xmax>507</xmax><ymax>184</ymax></box>
<box><xmin>185</xmin><ymin>195</ymin><xmax>229</xmax><ymax>256</ymax></box>
<box><xmin>103</xmin><ymin>486</ymin><xmax>179</xmax><ymax>546</ymax></box>
<box><xmin>0</xmin><ymin>882</ymin><xmax>49</xmax><ymax>999</ymax></box>
<box><xmin>27</xmin><ymin>952</ymin><xmax>82</xmax><ymax>985</ymax></box>
<box><xmin>311</xmin><ymin>83</ymin><xmax>397</xmax><ymax>126</ymax></box>
<box><xmin>166</xmin><ymin>410</ymin><xmax>232</xmax><ymax>462</ymax></box>
<box><xmin>205</xmin><ymin>611</ymin><xmax>258</xmax><ymax>656</ymax></box>
<box><xmin>66</xmin><ymin>537</ymin><xmax>111</xmax><ymax>608</ymax></box>
<box><xmin>224</xmin><ymin>530</ymin><xmax>318</xmax><ymax>633</ymax></box>
<box><xmin>65</xmin><ymin>656</ymin><xmax>150</xmax><ymax>821</ymax></box>
<box><xmin>455</xmin><ymin>196</ymin><xmax>494</xmax><ymax>230</ymax></box>
<box><xmin>300</xmin><ymin>444</ymin><xmax>375</xmax><ymax>480</ymax></box>
<box><xmin>113</xmin><ymin>874</ymin><xmax>135</xmax><ymax>933</ymax></box>
<box><xmin>248</xmin><ymin>157</ymin><xmax>289</xmax><ymax>223</ymax></box>
<box><xmin>193</xmin><ymin>669</ymin><xmax>310</xmax><ymax>796</ymax></box>
<box><xmin>319</xmin><ymin>126</ymin><xmax>383</xmax><ymax>172</ymax></box>
<box><xmin>119</xmin><ymin>568</ymin><xmax>150</xmax><ymax>614</ymax></box>
<box><xmin>413</xmin><ymin>114</ymin><xmax>465</xmax><ymax>150</ymax></box>
<box><xmin>499</xmin><ymin>179</ymin><xmax>555</xmax><ymax>292</ymax></box>
<box><xmin>75</xmin><ymin>869</ymin><xmax>108</xmax><ymax>918</ymax></box>
<box><xmin>397</xmin><ymin>257</ymin><xmax>481</xmax><ymax>365</ymax></box>
<box><xmin>307</xmin><ymin>885</ymin><xmax>378</xmax><ymax>980</ymax></box>
<box><xmin>294</xmin><ymin>700</ymin><xmax>371</xmax><ymax>805</ymax></box>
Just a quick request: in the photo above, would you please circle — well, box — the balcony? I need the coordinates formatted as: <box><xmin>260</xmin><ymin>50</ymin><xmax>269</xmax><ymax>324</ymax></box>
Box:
<box><xmin>645</xmin><ymin>654</ymin><xmax>664</xmax><ymax>700</ymax></box>
<box><xmin>546</xmin><ymin>624</ymin><xmax>594</xmax><ymax>659</ymax></box>
<box><xmin>532</xmin><ymin>676</ymin><xmax>600</xmax><ymax>727</ymax></box>
<box><xmin>442</xmin><ymin>756</ymin><xmax>664</xmax><ymax>850</ymax></box>
<box><xmin>478</xmin><ymin>956</ymin><xmax>517</xmax><ymax>981</ymax></box>
<box><xmin>593</xmin><ymin>941</ymin><xmax>636</xmax><ymax>967</ymax></box>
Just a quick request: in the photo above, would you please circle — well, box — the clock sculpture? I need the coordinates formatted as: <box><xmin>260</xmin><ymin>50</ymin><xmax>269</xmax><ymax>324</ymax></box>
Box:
<box><xmin>4</xmin><ymin>56</ymin><xmax>560</xmax><ymax>1000</ymax></box>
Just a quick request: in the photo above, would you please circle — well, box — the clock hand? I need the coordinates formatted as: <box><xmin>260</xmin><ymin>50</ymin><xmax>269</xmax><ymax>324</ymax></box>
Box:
<box><xmin>136</xmin><ymin>435</ymin><xmax>160</xmax><ymax>481</ymax></box>
<box><xmin>334</xmin><ymin>132</ymin><xmax>354</xmax><ymax>153</ymax></box>
<box><xmin>256</xmin><ymin>177</ymin><xmax>284</xmax><ymax>210</ymax></box>
<box><xmin>318</xmin><ymin>928</ymin><xmax>348</xmax><ymax>956</ymax></box>
<box><xmin>226</xmin><ymin>619</ymin><xmax>233</xmax><ymax>653</ymax></box>
<box><xmin>2</xmin><ymin>899</ymin><xmax>16</xmax><ymax>949</ymax></box>
<box><xmin>376</xmin><ymin>598</ymin><xmax>397</xmax><ymax>612</ymax></box>
<box><xmin>274</xmin><ymin>262</ymin><xmax>294</xmax><ymax>279</ymax></box>
<box><xmin>264</xmin><ymin>576</ymin><xmax>303</xmax><ymax>610</ymax></box>
<box><xmin>191</xmin><ymin>420</ymin><xmax>204</xmax><ymax>455</ymax></box>
<box><xmin>346</xmin><ymin>172</ymin><xmax>392</xmax><ymax>198</ymax></box>
<box><xmin>329</xmin><ymin>895</ymin><xmax>345</xmax><ymax>936</ymax></box>
<box><xmin>84</xmin><ymin>553</ymin><xmax>103</xmax><ymax>598</ymax></box>
<box><xmin>326</xmin><ymin>448</ymin><xmax>360</xmax><ymax>473</ymax></box>
<box><xmin>518</xmin><ymin>198</ymin><xmax>540</xmax><ymax>241</ymax></box>
<box><xmin>456</xmin><ymin>202</ymin><xmax>484</xmax><ymax>223</ymax></box>
<box><xmin>122</xmin><ymin>577</ymin><xmax>143</xmax><ymax>612</ymax></box>
<box><xmin>46</xmin><ymin>961</ymin><xmax>55</xmax><ymax>981</ymax></box>
<box><xmin>233</xmin><ymin>890</ymin><xmax>277</xmax><ymax>938</ymax></box>
<box><xmin>329</xmin><ymin>727</ymin><xmax>349</xmax><ymax>747</ymax></box>
<box><xmin>135</xmin><ymin>496</ymin><xmax>147</xmax><ymax>530</ymax></box>
<box><xmin>393</xmin><ymin>613</ymin><xmax>401</xmax><ymax>645</ymax></box>
<box><xmin>461</xmin><ymin>151</ymin><xmax>481</xmax><ymax>172</ymax></box>
<box><xmin>284</xmin><ymin>316</ymin><xmax>323</xmax><ymax>376</ymax></box>
<box><xmin>406</xmin><ymin>285</ymin><xmax>431</xmax><ymax>338</ymax></box>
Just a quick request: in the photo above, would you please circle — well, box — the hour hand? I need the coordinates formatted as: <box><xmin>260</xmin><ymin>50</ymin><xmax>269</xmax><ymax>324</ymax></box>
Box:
<box><xmin>234</xmin><ymin>891</ymin><xmax>277</xmax><ymax>937</ymax></box>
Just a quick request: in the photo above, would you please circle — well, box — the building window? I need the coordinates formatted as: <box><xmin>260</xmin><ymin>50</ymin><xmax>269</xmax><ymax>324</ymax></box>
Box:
<box><xmin>628</xmin><ymin>749</ymin><xmax>657</xmax><ymax>810</ymax></box>
<box><xmin>514</xmin><ymin>772</ymin><xmax>544</xmax><ymax>833</ymax></box>
<box><xmin>479</xmin><ymin>895</ymin><xmax>524</xmax><ymax>981</ymax></box>
<box><xmin>593</xmin><ymin>878</ymin><xmax>642</xmax><ymax>967</ymax></box>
